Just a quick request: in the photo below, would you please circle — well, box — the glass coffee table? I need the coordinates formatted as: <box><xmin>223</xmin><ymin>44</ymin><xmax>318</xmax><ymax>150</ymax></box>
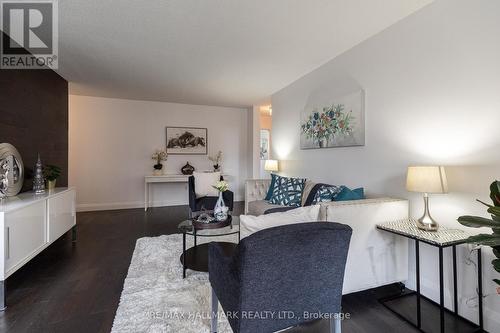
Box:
<box><xmin>178</xmin><ymin>216</ymin><xmax>240</xmax><ymax>278</ymax></box>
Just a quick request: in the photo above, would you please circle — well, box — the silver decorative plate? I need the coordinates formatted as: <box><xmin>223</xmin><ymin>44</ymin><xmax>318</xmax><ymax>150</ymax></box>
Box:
<box><xmin>0</xmin><ymin>143</ymin><xmax>24</xmax><ymax>197</ymax></box>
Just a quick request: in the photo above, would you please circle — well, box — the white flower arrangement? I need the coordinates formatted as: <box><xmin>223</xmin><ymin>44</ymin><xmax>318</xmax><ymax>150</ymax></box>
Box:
<box><xmin>152</xmin><ymin>149</ymin><xmax>168</xmax><ymax>164</ymax></box>
<box><xmin>212</xmin><ymin>180</ymin><xmax>229</xmax><ymax>192</ymax></box>
<box><xmin>208</xmin><ymin>151</ymin><xmax>222</xmax><ymax>165</ymax></box>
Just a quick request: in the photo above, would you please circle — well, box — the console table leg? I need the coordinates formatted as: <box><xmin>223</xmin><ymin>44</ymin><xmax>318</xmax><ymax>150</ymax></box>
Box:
<box><xmin>453</xmin><ymin>245</ymin><xmax>458</xmax><ymax>314</ymax></box>
<box><xmin>439</xmin><ymin>247</ymin><xmax>445</xmax><ymax>333</ymax></box>
<box><xmin>478</xmin><ymin>248</ymin><xmax>483</xmax><ymax>331</ymax></box>
<box><xmin>0</xmin><ymin>280</ymin><xmax>5</xmax><ymax>311</ymax></box>
<box><xmin>72</xmin><ymin>225</ymin><xmax>77</xmax><ymax>242</ymax></box>
<box><xmin>416</xmin><ymin>240</ymin><xmax>421</xmax><ymax>329</ymax></box>
<box><xmin>182</xmin><ymin>232</ymin><xmax>187</xmax><ymax>279</ymax></box>
<box><xmin>144</xmin><ymin>182</ymin><xmax>148</xmax><ymax>211</ymax></box>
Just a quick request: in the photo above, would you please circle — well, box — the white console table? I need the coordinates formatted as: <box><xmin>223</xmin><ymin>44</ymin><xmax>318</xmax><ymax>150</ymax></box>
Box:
<box><xmin>144</xmin><ymin>173</ymin><xmax>229</xmax><ymax>211</ymax></box>
<box><xmin>0</xmin><ymin>187</ymin><xmax>76</xmax><ymax>310</ymax></box>
<box><xmin>144</xmin><ymin>174</ymin><xmax>190</xmax><ymax>211</ymax></box>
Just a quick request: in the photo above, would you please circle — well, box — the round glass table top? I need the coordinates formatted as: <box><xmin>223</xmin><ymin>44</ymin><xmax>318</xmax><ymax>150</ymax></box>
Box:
<box><xmin>178</xmin><ymin>216</ymin><xmax>240</xmax><ymax>237</ymax></box>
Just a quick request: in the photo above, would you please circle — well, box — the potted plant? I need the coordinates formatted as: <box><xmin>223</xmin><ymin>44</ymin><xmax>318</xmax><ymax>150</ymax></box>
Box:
<box><xmin>208</xmin><ymin>151</ymin><xmax>222</xmax><ymax>172</ymax></box>
<box><xmin>457</xmin><ymin>180</ymin><xmax>500</xmax><ymax>294</ymax></box>
<box><xmin>151</xmin><ymin>149</ymin><xmax>168</xmax><ymax>175</ymax></box>
<box><xmin>43</xmin><ymin>164</ymin><xmax>61</xmax><ymax>190</ymax></box>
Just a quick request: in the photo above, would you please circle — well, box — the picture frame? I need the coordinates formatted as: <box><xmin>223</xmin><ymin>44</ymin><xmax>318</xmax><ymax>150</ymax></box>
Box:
<box><xmin>300</xmin><ymin>90</ymin><xmax>365</xmax><ymax>149</ymax></box>
<box><xmin>260</xmin><ymin>129</ymin><xmax>270</xmax><ymax>160</ymax></box>
<box><xmin>166</xmin><ymin>127</ymin><xmax>208</xmax><ymax>155</ymax></box>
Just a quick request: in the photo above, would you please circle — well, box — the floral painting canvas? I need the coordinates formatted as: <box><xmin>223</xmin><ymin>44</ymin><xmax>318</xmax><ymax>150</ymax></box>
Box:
<box><xmin>300</xmin><ymin>90</ymin><xmax>365</xmax><ymax>149</ymax></box>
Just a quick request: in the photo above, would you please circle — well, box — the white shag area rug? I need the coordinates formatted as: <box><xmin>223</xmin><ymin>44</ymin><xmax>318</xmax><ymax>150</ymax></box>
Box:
<box><xmin>111</xmin><ymin>233</ymin><xmax>238</xmax><ymax>333</ymax></box>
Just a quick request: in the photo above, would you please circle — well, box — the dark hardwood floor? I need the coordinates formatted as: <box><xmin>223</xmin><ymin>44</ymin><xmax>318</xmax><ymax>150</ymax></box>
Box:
<box><xmin>0</xmin><ymin>203</ymin><xmax>418</xmax><ymax>333</ymax></box>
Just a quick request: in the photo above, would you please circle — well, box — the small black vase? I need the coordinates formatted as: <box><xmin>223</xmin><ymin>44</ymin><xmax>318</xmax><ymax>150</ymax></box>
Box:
<box><xmin>154</xmin><ymin>163</ymin><xmax>163</xmax><ymax>170</ymax></box>
<box><xmin>181</xmin><ymin>162</ymin><xmax>195</xmax><ymax>175</ymax></box>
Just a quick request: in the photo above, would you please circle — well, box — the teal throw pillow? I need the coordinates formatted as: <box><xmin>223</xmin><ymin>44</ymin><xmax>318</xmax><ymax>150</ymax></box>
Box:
<box><xmin>335</xmin><ymin>187</ymin><xmax>365</xmax><ymax>201</ymax></box>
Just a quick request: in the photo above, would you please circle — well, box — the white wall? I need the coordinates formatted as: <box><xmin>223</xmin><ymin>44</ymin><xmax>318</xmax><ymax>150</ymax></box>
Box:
<box><xmin>69</xmin><ymin>95</ymin><xmax>249</xmax><ymax>211</ymax></box>
<box><xmin>271</xmin><ymin>0</ymin><xmax>500</xmax><ymax>331</ymax></box>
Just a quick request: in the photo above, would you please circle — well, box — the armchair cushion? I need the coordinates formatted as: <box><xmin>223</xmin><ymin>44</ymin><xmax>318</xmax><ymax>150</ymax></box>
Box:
<box><xmin>193</xmin><ymin>171</ymin><xmax>220</xmax><ymax>198</ymax></box>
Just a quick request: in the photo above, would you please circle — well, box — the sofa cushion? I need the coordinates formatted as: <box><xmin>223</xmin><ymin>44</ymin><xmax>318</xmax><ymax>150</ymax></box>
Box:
<box><xmin>335</xmin><ymin>187</ymin><xmax>364</xmax><ymax>201</ymax></box>
<box><xmin>269</xmin><ymin>175</ymin><xmax>306</xmax><ymax>207</ymax></box>
<box><xmin>240</xmin><ymin>205</ymin><xmax>321</xmax><ymax>239</ymax></box>
<box><xmin>247</xmin><ymin>200</ymin><xmax>283</xmax><ymax>216</ymax></box>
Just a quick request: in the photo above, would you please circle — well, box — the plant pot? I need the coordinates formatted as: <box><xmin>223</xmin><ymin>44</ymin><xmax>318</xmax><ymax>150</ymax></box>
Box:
<box><xmin>154</xmin><ymin>163</ymin><xmax>163</xmax><ymax>170</ymax></box>
<box><xmin>153</xmin><ymin>169</ymin><xmax>163</xmax><ymax>176</ymax></box>
<box><xmin>47</xmin><ymin>179</ymin><xmax>56</xmax><ymax>190</ymax></box>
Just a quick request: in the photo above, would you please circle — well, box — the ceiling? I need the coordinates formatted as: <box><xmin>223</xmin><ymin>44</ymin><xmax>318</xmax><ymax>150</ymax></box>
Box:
<box><xmin>59</xmin><ymin>0</ymin><xmax>433</xmax><ymax>107</ymax></box>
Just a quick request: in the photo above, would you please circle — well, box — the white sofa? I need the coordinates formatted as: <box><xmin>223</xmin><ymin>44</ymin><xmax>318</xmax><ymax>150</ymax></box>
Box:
<box><xmin>245</xmin><ymin>179</ymin><xmax>409</xmax><ymax>294</ymax></box>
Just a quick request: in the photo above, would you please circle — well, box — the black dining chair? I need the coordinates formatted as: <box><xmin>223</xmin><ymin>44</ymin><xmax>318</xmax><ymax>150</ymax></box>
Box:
<box><xmin>208</xmin><ymin>222</ymin><xmax>352</xmax><ymax>333</ymax></box>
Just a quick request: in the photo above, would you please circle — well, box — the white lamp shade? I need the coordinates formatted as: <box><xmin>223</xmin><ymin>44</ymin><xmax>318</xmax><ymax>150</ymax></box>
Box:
<box><xmin>406</xmin><ymin>166</ymin><xmax>448</xmax><ymax>194</ymax></box>
<box><xmin>264</xmin><ymin>160</ymin><xmax>279</xmax><ymax>172</ymax></box>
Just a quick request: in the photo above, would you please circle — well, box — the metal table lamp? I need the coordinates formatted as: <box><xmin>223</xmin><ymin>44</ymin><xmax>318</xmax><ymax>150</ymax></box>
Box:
<box><xmin>406</xmin><ymin>166</ymin><xmax>448</xmax><ymax>231</ymax></box>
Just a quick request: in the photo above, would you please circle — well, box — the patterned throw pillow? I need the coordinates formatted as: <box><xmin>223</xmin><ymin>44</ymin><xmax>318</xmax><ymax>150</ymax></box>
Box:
<box><xmin>269</xmin><ymin>175</ymin><xmax>306</xmax><ymax>207</ymax></box>
<box><xmin>311</xmin><ymin>185</ymin><xmax>344</xmax><ymax>204</ymax></box>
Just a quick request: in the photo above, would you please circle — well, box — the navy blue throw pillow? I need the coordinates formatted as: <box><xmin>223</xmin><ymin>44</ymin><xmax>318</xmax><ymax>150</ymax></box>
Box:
<box><xmin>311</xmin><ymin>185</ymin><xmax>344</xmax><ymax>204</ymax></box>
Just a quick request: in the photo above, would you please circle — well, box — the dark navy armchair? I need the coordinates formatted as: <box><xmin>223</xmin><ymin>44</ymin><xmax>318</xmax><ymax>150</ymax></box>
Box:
<box><xmin>188</xmin><ymin>175</ymin><xmax>234</xmax><ymax>218</ymax></box>
<box><xmin>208</xmin><ymin>222</ymin><xmax>352</xmax><ymax>333</ymax></box>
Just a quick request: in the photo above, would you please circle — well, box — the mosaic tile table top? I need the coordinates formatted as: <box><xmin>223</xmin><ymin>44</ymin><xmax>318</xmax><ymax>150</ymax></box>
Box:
<box><xmin>377</xmin><ymin>219</ymin><xmax>473</xmax><ymax>247</ymax></box>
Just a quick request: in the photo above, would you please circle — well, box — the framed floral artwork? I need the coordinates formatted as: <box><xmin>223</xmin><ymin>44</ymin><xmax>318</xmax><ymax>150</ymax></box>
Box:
<box><xmin>300</xmin><ymin>90</ymin><xmax>365</xmax><ymax>149</ymax></box>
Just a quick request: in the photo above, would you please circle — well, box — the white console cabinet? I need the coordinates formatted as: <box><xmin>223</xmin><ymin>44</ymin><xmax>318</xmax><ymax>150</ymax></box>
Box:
<box><xmin>0</xmin><ymin>187</ymin><xmax>76</xmax><ymax>309</ymax></box>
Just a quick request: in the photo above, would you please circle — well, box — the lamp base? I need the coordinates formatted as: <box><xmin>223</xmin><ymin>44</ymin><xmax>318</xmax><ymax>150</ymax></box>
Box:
<box><xmin>416</xmin><ymin>194</ymin><xmax>439</xmax><ymax>231</ymax></box>
<box><xmin>416</xmin><ymin>216</ymin><xmax>439</xmax><ymax>231</ymax></box>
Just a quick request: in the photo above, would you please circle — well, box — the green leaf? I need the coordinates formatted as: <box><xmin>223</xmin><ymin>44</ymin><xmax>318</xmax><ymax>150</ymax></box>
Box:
<box><xmin>490</xmin><ymin>180</ymin><xmax>500</xmax><ymax>207</ymax></box>
<box><xmin>488</xmin><ymin>206</ymin><xmax>500</xmax><ymax>217</ymax></box>
<box><xmin>493</xmin><ymin>259</ymin><xmax>500</xmax><ymax>273</ymax></box>
<box><xmin>457</xmin><ymin>216</ymin><xmax>500</xmax><ymax>229</ymax></box>
<box><xmin>494</xmin><ymin>246</ymin><xmax>500</xmax><ymax>259</ymax></box>
<box><xmin>466</xmin><ymin>234</ymin><xmax>500</xmax><ymax>246</ymax></box>
<box><xmin>494</xmin><ymin>279</ymin><xmax>500</xmax><ymax>287</ymax></box>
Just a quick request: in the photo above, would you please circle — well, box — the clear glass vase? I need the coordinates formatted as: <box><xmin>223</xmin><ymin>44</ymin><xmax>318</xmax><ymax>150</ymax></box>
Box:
<box><xmin>214</xmin><ymin>191</ymin><xmax>228</xmax><ymax>221</ymax></box>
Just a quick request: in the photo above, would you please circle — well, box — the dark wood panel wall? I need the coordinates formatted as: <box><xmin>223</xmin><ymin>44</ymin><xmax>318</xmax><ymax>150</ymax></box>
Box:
<box><xmin>0</xmin><ymin>69</ymin><xmax>68</xmax><ymax>192</ymax></box>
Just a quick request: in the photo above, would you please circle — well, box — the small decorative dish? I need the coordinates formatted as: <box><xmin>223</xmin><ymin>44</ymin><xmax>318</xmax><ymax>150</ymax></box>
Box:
<box><xmin>192</xmin><ymin>215</ymin><xmax>232</xmax><ymax>230</ymax></box>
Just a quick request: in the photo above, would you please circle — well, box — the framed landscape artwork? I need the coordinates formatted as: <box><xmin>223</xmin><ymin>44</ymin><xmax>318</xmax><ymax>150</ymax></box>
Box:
<box><xmin>166</xmin><ymin>127</ymin><xmax>208</xmax><ymax>155</ymax></box>
<box><xmin>300</xmin><ymin>90</ymin><xmax>365</xmax><ymax>149</ymax></box>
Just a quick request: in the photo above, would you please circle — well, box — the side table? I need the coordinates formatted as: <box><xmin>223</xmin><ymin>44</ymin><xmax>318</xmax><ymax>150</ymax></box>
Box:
<box><xmin>178</xmin><ymin>216</ymin><xmax>240</xmax><ymax>278</ymax></box>
<box><xmin>377</xmin><ymin>219</ymin><xmax>484</xmax><ymax>333</ymax></box>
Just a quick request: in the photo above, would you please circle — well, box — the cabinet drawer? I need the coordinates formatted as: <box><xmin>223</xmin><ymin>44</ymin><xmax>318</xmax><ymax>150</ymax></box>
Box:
<box><xmin>48</xmin><ymin>190</ymin><xmax>76</xmax><ymax>242</ymax></box>
<box><xmin>5</xmin><ymin>201</ymin><xmax>46</xmax><ymax>273</ymax></box>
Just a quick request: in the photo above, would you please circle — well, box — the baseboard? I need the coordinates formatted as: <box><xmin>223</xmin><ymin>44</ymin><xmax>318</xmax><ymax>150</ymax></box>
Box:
<box><xmin>77</xmin><ymin>199</ymin><xmax>244</xmax><ymax>212</ymax></box>
<box><xmin>77</xmin><ymin>200</ymin><xmax>186</xmax><ymax>212</ymax></box>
